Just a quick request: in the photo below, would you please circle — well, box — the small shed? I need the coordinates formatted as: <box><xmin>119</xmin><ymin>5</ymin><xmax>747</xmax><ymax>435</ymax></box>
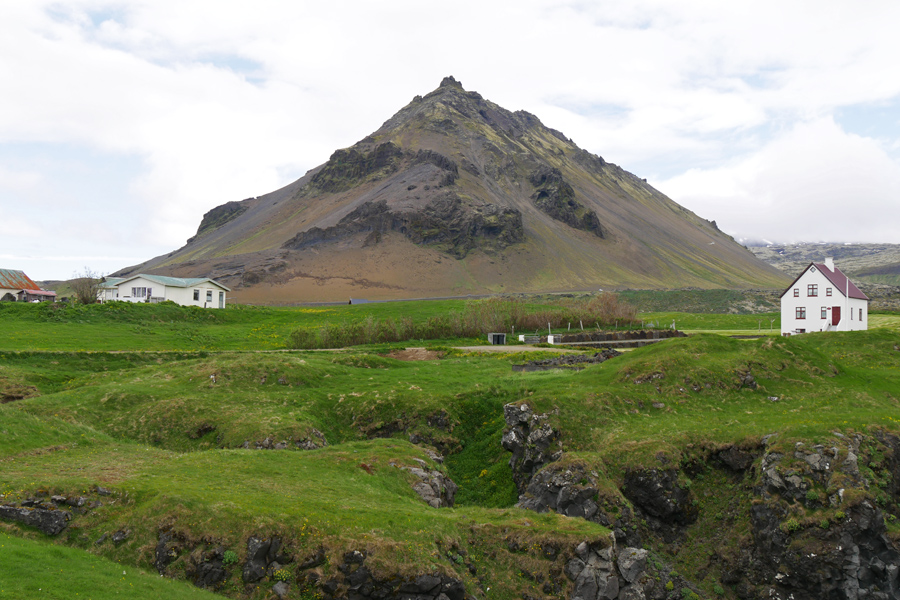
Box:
<box><xmin>488</xmin><ymin>333</ymin><xmax>507</xmax><ymax>345</ymax></box>
<box><xmin>0</xmin><ymin>269</ymin><xmax>41</xmax><ymax>301</ymax></box>
<box><xmin>16</xmin><ymin>289</ymin><xmax>57</xmax><ymax>303</ymax></box>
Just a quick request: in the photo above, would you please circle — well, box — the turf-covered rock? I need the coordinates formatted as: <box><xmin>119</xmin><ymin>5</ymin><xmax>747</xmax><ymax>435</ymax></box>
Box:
<box><xmin>0</xmin><ymin>504</ymin><xmax>71</xmax><ymax>535</ymax></box>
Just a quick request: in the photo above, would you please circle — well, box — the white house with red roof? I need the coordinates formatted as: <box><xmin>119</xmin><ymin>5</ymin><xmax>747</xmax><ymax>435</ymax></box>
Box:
<box><xmin>780</xmin><ymin>258</ymin><xmax>869</xmax><ymax>335</ymax></box>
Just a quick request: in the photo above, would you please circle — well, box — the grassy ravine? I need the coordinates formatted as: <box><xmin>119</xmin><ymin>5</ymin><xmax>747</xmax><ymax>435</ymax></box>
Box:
<box><xmin>1</xmin><ymin>298</ymin><xmax>900</xmax><ymax>599</ymax></box>
<box><xmin>0</xmin><ymin>532</ymin><xmax>222</xmax><ymax>599</ymax></box>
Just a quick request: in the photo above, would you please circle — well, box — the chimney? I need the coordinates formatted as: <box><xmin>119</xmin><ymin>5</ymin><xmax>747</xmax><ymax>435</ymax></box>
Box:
<box><xmin>825</xmin><ymin>257</ymin><xmax>835</xmax><ymax>271</ymax></box>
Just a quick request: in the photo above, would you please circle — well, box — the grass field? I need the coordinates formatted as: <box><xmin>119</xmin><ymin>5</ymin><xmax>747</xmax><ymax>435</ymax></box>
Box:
<box><xmin>0</xmin><ymin>532</ymin><xmax>222</xmax><ymax>600</ymax></box>
<box><xmin>2</xmin><ymin>295</ymin><xmax>900</xmax><ymax>599</ymax></box>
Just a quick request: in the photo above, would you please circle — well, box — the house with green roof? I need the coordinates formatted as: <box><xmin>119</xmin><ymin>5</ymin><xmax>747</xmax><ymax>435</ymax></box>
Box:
<box><xmin>98</xmin><ymin>274</ymin><xmax>230</xmax><ymax>308</ymax></box>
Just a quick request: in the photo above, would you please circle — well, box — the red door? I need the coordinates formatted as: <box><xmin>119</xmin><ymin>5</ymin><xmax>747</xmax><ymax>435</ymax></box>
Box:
<box><xmin>832</xmin><ymin>307</ymin><xmax>841</xmax><ymax>326</ymax></box>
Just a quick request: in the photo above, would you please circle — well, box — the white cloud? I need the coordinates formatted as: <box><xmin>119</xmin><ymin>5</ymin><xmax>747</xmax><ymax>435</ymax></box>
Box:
<box><xmin>2</xmin><ymin>0</ymin><xmax>900</xmax><ymax>279</ymax></box>
<box><xmin>659</xmin><ymin>117</ymin><xmax>900</xmax><ymax>243</ymax></box>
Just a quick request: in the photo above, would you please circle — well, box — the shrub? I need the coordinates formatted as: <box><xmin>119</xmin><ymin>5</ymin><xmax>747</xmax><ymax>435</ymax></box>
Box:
<box><xmin>273</xmin><ymin>568</ymin><xmax>291</xmax><ymax>583</ymax></box>
<box><xmin>713</xmin><ymin>584</ymin><xmax>726</xmax><ymax>595</ymax></box>
<box><xmin>288</xmin><ymin>296</ymin><xmax>638</xmax><ymax>349</ymax></box>
<box><xmin>222</xmin><ymin>550</ymin><xmax>238</xmax><ymax>566</ymax></box>
<box><xmin>820</xmin><ymin>519</ymin><xmax>830</xmax><ymax>529</ymax></box>
<box><xmin>665</xmin><ymin>581</ymin><xmax>674</xmax><ymax>591</ymax></box>
<box><xmin>781</xmin><ymin>518</ymin><xmax>802</xmax><ymax>533</ymax></box>
<box><xmin>805</xmin><ymin>489</ymin><xmax>820</xmax><ymax>502</ymax></box>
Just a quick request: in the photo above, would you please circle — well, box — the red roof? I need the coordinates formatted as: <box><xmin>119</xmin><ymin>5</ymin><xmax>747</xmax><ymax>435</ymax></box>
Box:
<box><xmin>780</xmin><ymin>262</ymin><xmax>869</xmax><ymax>300</ymax></box>
<box><xmin>0</xmin><ymin>269</ymin><xmax>38</xmax><ymax>290</ymax></box>
<box><xmin>813</xmin><ymin>263</ymin><xmax>868</xmax><ymax>300</ymax></box>
<box><xmin>19</xmin><ymin>289</ymin><xmax>57</xmax><ymax>297</ymax></box>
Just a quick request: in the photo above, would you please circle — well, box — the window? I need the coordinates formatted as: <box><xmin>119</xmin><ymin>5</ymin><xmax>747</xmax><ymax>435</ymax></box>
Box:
<box><xmin>859</xmin><ymin>308</ymin><xmax>863</xmax><ymax>321</ymax></box>
<box><xmin>826</xmin><ymin>288</ymin><xmax>832</xmax><ymax>296</ymax></box>
<box><xmin>206</xmin><ymin>290</ymin><xmax>212</xmax><ymax>302</ymax></box>
<box><xmin>793</xmin><ymin>288</ymin><xmax>799</xmax><ymax>297</ymax></box>
<box><xmin>821</xmin><ymin>307</ymin><xmax>827</xmax><ymax>319</ymax></box>
<box><xmin>796</xmin><ymin>307</ymin><xmax>806</xmax><ymax>319</ymax></box>
<box><xmin>193</xmin><ymin>289</ymin><xmax>200</xmax><ymax>301</ymax></box>
<box><xmin>807</xmin><ymin>284</ymin><xmax>817</xmax><ymax>297</ymax></box>
<box><xmin>131</xmin><ymin>287</ymin><xmax>147</xmax><ymax>298</ymax></box>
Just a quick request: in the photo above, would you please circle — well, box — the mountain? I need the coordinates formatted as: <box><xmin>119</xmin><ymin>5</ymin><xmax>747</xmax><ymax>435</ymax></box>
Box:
<box><xmin>120</xmin><ymin>76</ymin><xmax>789</xmax><ymax>302</ymax></box>
<box><xmin>748</xmin><ymin>242</ymin><xmax>900</xmax><ymax>286</ymax></box>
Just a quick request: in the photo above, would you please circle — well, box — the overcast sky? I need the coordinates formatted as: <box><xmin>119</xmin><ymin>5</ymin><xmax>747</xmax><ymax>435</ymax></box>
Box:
<box><xmin>3</xmin><ymin>1</ymin><xmax>900</xmax><ymax>280</ymax></box>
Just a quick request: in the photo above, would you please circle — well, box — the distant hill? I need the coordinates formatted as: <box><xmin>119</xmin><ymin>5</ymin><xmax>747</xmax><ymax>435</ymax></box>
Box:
<box><xmin>119</xmin><ymin>76</ymin><xmax>789</xmax><ymax>303</ymax></box>
<box><xmin>747</xmin><ymin>242</ymin><xmax>900</xmax><ymax>286</ymax></box>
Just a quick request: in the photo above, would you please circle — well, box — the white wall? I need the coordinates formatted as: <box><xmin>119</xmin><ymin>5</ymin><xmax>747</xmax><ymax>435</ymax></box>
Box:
<box><xmin>781</xmin><ymin>266</ymin><xmax>867</xmax><ymax>335</ymax></box>
<box><xmin>166</xmin><ymin>284</ymin><xmax>227</xmax><ymax>308</ymax></box>
<box><xmin>111</xmin><ymin>278</ymin><xmax>227</xmax><ymax>308</ymax></box>
<box><xmin>115</xmin><ymin>276</ymin><xmax>160</xmax><ymax>302</ymax></box>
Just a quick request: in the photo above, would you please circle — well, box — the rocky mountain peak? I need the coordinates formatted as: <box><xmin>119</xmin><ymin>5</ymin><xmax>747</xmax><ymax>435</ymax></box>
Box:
<box><xmin>439</xmin><ymin>75</ymin><xmax>463</xmax><ymax>89</ymax></box>
<box><xmin>122</xmin><ymin>78</ymin><xmax>790</xmax><ymax>301</ymax></box>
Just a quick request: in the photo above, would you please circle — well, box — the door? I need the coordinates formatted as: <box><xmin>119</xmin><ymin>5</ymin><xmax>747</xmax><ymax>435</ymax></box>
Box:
<box><xmin>832</xmin><ymin>306</ymin><xmax>841</xmax><ymax>326</ymax></box>
<box><xmin>219</xmin><ymin>291</ymin><xmax>224</xmax><ymax>309</ymax></box>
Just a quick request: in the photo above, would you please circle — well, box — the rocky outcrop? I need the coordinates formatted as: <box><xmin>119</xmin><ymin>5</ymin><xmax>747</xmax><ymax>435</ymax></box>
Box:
<box><xmin>191</xmin><ymin>546</ymin><xmax>228</xmax><ymax>589</ymax></box>
<box><xmin>721</xmin><ymin>431</ymin><xmax>900</xmax><ymax>599</ymax></box>
<box><xmin>316</xmin><ymin>550</ymin><xmax>467</xmax><ymax>600</ymax></box>
<box><xmin>515</xmin><ymin>463</ymin><xmax>642</xmax><ymax>548</ymax></box>
<box><xmin>622</xmin><ymin>468</ymin><xmax>698</xmax><ymax>527</ymax></box>
<box><xmin>733</xmin><ymin>500</ymin><xmax>900</xmax><ymax>600</ymax></box>
<box><xmin>529</xmin><ymin>166</ymin><xmax>604</xmax><ymax>237</ymax></box>
<box><xmin>243</xmin><ymin>536</ymin><xmax>292</xmax><ymax>583</ymax></box>
<box><xmin>503</xmin><ymin>409</ymin><xmax>900</xmax><ymax>600</ymax></box>
<box><xmin>240</xmin><ymin>428</ymin><xmax>328</xmax><ymax>450</ymax></box>
<box><xmin>0</xmin><ymin>503</ymin><xmax>71</xmax><ymax>535</ymax></box>
<box><xmin>395</xmin><ymin>458</ymin><xmax>458</xmax><ymax>508</ymax></box>
<box><xmin>501</xmin><ymin>403</ymin><xmax>562</xmax><ymax>493</ymax></box>
<box><xmin>309</xmin><ymin>142</ymin><xmax>405</xmax><ymax>194</ymax></box>
<box><xmin>517</xmin><ymin>463</ymin><xmax>601</xmax><ymax>520</ymax></box>
<box><xmin>564</xmin><ymin>541</ymin><xmax>696</xmax><ymax>600</ymax></box>
<box><xmin>306</xmin><ymin>142</ymin><xmax>459</xmax><ymax>196</ymax></box>
<box><xmin>282</xmin><ymin>195</ymin><xmax>523</xmax><ymax>259</ymax></box>
<box><xmin>189</xmin><ymin>200</ymin><xmax>248</xmax><ymax>242</ymax></box>
<box><xmin>512</xmin><ymin>349</ymin><xmax>621</xmax><ymax>372</ymax></box>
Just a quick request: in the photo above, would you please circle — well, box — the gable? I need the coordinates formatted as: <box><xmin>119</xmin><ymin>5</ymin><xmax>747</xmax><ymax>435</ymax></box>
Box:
<box><xmin>779</xmin><ymin>263</ymin><xmax>869</xmax><ymax>301</ymax></box>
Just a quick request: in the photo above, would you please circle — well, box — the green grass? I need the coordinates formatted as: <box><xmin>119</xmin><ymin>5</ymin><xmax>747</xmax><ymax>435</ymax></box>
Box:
<box><xmin>638</xmin><ymin>311</ymin><xmax>781</xmax><ymax>335</ymax></box>
<box><xmin>3</xmin><ymin>296</ymin><xmax>900</xmax><ymax>599</ymax></box>
<box><xmin>0</xmin><ymin>531</ymin><xmax>222</xmax><ymax>599</ymax></box>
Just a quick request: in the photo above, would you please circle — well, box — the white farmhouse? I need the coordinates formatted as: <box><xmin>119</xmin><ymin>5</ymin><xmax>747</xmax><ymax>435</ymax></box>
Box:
<box><xmin>780</xmin><ymin>258</ymin><xmax>868</xmax><ymax>336</ymax></box>
<box><xmin>99</xmin><ymin>274</ymin><xmax>230</xmax><ymax>308</ymax></box>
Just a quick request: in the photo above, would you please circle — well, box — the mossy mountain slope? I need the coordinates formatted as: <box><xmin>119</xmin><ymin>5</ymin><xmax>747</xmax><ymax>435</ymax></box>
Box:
<box><xmin>123</xmin><ymin>77</ymin><xmax>788</xmax><ymax>302</ymax></box>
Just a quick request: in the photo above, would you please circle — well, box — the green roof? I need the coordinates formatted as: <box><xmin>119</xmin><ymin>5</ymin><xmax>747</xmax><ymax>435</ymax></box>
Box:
<box><xmin>99</xmin><ymin>277</ymin><xmax>126</xmax><ymax>288</ymax></box>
